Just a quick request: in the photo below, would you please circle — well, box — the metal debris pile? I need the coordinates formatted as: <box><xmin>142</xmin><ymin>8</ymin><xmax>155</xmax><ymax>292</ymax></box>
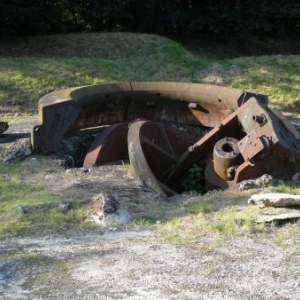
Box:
<box><xmin>31</xmin><ymin>82</ymin><xmax>300</xmax><ymax>196</ymax></box>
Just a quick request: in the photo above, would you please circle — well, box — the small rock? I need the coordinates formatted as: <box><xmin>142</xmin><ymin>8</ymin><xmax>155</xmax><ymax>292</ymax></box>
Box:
<box><xmin>44</xmin><ymin>174</ymin><xmax>54</xmax><ymax>180</ymax></box>
<box><xmin>249</xmin><ymin>193</ymin><xmax>300</xmax><ymax>207</ymax></box>
<box><xmin>255</xmin><ymin>207</ymin><xmax>300</xmax><ymax>223</ymax></box>
<box><xmin>17</xmin><ymin>206</ymin><xmax>27</xmax><ymax>214</ymax></box>
<box><xmin>65</xmin><ymin>169</ymin><xmax>73</xmax><ymax>174</ymax></box>
<box><xmin>80</xmin><ymin>167</ymin><xmax>88</xmax><ymax>173</ymax></box>
<box><xmin>1</xmin><ymin>138</ymin><xmax>32</xmax><ymax>163</ymax></box>
<box><xmin>102</xmin><ymin>194</ymin><xmax>120</xmax><ymax>214</ymax></box>
<box><xmin>57</xmin><ymin>201</ymin><xmax>73</xmax><ymax>212</ymax></box>
<box><xmin>238</xmin><ymin>174</ymin><xmax>273</xmax><ymax>191</ymax></box>
<box><xmin>103</xmin><ymin>208</ymin><xmax>131</xmax><ymax>226</ymax></box>
<box><xmin>91</xmin><ymin>193</ymin><xmax>131</xmax><ymax>226</ymax></box>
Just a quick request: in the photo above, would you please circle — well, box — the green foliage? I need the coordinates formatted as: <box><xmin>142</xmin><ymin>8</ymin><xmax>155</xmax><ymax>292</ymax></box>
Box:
<box><xmin>1</xmin><ymin>0</ymin><xmax>300</xmax><ymax>37</ymax></box>
<box><xmin>186</xmin><ymin>202</ymin><xmax>212</xmax><ymax>215</ymax></box>
<box><xmin>269</xmin><ymin>183</ymin><xmax>300</xmax><ymax>195</ymax></box>
<box><xmin>182</xmin><ymin>164</ymin><xmax>205</xmax><ymax>193</ymax></box>
<box><xmin>0</xmin><ymin>162</ymin><xmax>85</xmax><ymax>237</ymax></box>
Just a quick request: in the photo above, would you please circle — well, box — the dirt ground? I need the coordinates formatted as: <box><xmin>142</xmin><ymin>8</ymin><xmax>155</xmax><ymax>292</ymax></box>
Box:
<box><xmin>1</xmin><ymin>117</ymin><xmax>300</xmax><ymax>299</ymax></box>
<box><xmin>1</xmin><ymin>227</ymin><xmax>300</xmax><ymax>300</ymax></box>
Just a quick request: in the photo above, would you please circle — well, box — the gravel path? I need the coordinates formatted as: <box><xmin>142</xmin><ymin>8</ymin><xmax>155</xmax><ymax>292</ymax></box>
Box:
<box><xmin>1</xmin><ymin>228</ymin><xmax>300</xmax><ymax>300</ymax></box>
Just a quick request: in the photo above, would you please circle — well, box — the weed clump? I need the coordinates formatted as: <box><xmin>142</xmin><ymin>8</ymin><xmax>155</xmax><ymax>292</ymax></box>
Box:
<box><xmin>182</xmin><ymin>164</ymin><xmax>205</xmax><ymax>193</ymax></box>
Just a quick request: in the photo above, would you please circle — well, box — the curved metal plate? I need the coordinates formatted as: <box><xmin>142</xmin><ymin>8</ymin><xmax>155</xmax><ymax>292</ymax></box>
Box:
<box><xmin>128</xmin><ymin>120</ymin><xmax>197</xmax><ymax>195</ymax></box>
<box><xmin>32</xmin><ymin>82</ymin><xmax>267</xmax><ymax>153</ymax></box>
<box><xmin>83</xmin><ymin>122</ymin><xmax>129</xmax><ymax>167</ymax></box>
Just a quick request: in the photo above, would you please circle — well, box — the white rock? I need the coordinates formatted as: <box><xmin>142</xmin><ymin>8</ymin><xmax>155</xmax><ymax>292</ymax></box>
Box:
<box><xmin>91</xmin><ymin>193</ymin><xmax>131</xmax><ymax>227</ymax></box>
<box><xmin>255</xmin><ymin>207</ymin><xmax>300</xmax><ymax>223</ymax></box>
<box><xmin>92</xmin><ymin>208</ymin><xmax>131</xmax><ymax>226</ymax></box>
<box><xmin>248</xmin><ymin>193</ymin><xmax>300</xmax><ymax>207</ymax></box>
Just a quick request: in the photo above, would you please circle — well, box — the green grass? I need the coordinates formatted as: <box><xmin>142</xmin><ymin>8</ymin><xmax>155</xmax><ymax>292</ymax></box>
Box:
<box><xmin>1</xmin><ymin>32</ymin><xmax>300</xmax><ymax>114</ymax></box>
<box><xmin>268</xmin><ymin>182</ymin><xmax>300</xmax><ymax>194</ymax></box>
<box><xmin>218</xmin><ymin>55</ymin><xmax>300</xmax><ymax>112</ymax></box>
<box><xmin>0</xmin><ymin>33</ymin><xmax>208</xmax><ymax>112</ymax></box>
<box><xmin>0</xmin><ymin>161</ymin><xmax>87</xmax><ymax>237</ymax></box>
<box><xmin>157</xmin><ymin>192</ymin><xmax>265</xmax><ymax>244</ymax></box>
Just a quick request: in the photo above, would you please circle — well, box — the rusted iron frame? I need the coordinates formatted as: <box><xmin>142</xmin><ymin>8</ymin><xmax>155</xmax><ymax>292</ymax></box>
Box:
<box><xmin>31</xmin><ymin>82</ymin><xmax>267</xmax><ymax>154</ymax></box>
<box><xmin>128</xmin><ymin>120</ymin><xmax>198</xmax><ymax>195</ymax></box>
<box><xmin>165</xmin><ymin>97</ymin><xmax>300</xmax><ymax>192</ymax></box>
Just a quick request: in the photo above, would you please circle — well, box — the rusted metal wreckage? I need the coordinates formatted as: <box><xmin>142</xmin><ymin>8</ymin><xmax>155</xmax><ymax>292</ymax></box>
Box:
<box><xmin>31</xmin><ymin>82</ymin><xmax>300</xmax><ymax>195</ymax></box>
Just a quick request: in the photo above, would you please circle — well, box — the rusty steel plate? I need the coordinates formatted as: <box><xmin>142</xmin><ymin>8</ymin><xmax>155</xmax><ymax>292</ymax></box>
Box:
<box><xmin>31</xmin><ymin>81</ymin><xmax>300</xmax><ymax>195</ymax></box>
<box><xmin>31</xmin><ymin>82</ymin><xmax>267</xmax><ymax>153</ymax></box>
<box><xmin>237</xmin><ymin>130</ymin><xmax>265</xmax><ymax>161</ymax></box>
<box><xmin>83</xmin><ymin>122</ymin><xmax>129</xmax><ymax>168</ymax></box>
<box><xmin>165</xmin><ymin>97</ymin><xmax>300</xmax><ymax>192</ymax></box>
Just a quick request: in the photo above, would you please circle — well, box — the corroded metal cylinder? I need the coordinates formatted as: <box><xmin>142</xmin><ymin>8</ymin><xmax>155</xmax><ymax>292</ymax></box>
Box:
<box><xmin>213</xmin><ymin>137</ymin><xmax>243</xmax><ymax>181</ymax></box>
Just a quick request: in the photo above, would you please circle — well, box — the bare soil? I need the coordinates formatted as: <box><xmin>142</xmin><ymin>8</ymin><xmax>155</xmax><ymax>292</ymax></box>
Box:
<box><xmin>1</xmin><ymin>118</ymin><xmax>300</xmax><ymax>299</ymax></box>
<box><xmin>1</xmin><ymin>227</ymin><xmax>300</xmax><ymax>299</ymax></box>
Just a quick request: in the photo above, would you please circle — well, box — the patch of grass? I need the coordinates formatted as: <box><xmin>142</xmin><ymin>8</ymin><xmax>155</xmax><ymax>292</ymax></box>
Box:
<box><xmin>21</xmin><ymin>258</ymin><xmax>70</xmax><ymax>289</ymax></box>
<box><xmin>0</xmin><ymin>33</ymin><xmax>209</xmax><ymax>113</ymax></box>
<box><xmin>197</xmin><ymin>55</ymin><xmax>300</xmax><ymax>114</ymax></box>
<box><xmin>158</xmin><ymin>192</ymin><xmax>263</xmax><ymax>243</ymax></box>
<box><xmin>1</xmin><ymin>32</ymin><xmax>300</xmax><ymax>115</ymax></box>
<box><xmin>131</xmin><ymin>216</ymin><xmax>159</xmax><ymax>227</ymax></box>
<box><xmin>186</xmin><ymin>202</ymin><xmax>212</xmax><ymax>215</ymax></box>
<box><xmin>269</xmin><ymin>183</ymin><xmax>300</xmax><ymax>194</ymax></box>
<box><xmin>271</xmin><ymin>220</ymin><xmax>300</xmax><ymax>249</ymax></box>
<box><xmin>0</xmin><ymin>161</ymin><xmax>86</xmax><ymax>237</ymax></box>
<box><xmin>20</xmin><ymin>252</ymin><xmax>49</xmax><ymax>265</ymax></box>
<box><xmin>207</xmin><ymin>205</ymin><xmax>262</xmax><ymax>235</ymax></box>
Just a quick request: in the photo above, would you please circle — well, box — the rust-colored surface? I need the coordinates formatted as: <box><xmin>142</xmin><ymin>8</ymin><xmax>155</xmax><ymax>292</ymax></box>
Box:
<box><xmin>128</xmin><ymin>120</ymin><xmax>197</xmax><ymax>195</ymax></box>
<box><xmin>31</xmin><ymin>82</ymin><xmax>267</xmax><ymax>153</ymax></box>
<box><xmin>126</xmin><ymin>97</ymin><xmax>300</xmax><ymax>194</ymax></box>
<box><xmin>31</xmin><ymin>81</ymin><xmax>300</xmax><ymax>196</ymax></box>
<box><xmin>83</xmin><ymin>122</ymin><xmax>129</xmax><ymax>168</ymax></box>
<box><xmin>213</xmin><ymin>137</ymin><xmax>243</xmax><ymax>181</ymax></box>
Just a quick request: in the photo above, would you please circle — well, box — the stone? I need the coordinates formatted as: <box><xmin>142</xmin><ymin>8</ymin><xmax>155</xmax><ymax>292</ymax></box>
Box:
<box><xmin>255</xmin><ymin>207</ymin><xmax>300</xmax><ymax>223</ymax></box>
<box><xmin>103</xmin><ymin>208</ymin><xmax>132</xmax><ymax>226</ymax></box>
<box><xmin>91</xmin><ymin>193</ymin><xmax>131</xmax><ymax>226</ymax></box>
<box><xmin>102</xmin><ymin>194</ymin><xmax>120</xmax><ymax>214</ymax></box>
<box><xmin>57</xmin><ymin>201</ymin><xmax>73</xmax><ymax>212</ymax></box>
<box><xmin>17</xmin><ymin>206</ymin><xmax>27</xmax><ymax>214</ymax></box>
<box><xmin>238</xmin><ymin>174</ymin><xmax>274</xmax><ymax>191</ymax></box>
<box><xmin>248</xmin><ymin>193</ymin><xmax>300</xmax><ymax>207</ymax></box>
<box><xmin>16</xmin><ymin>204</ymin><xmax>48</xmax><ymax>214</ymax></box>
<box><xmin>1</xmin><ymin>138</ymin><xmax>31</xmax><ymax>163</ymax></box>
<box><xmin>44</xmin><ymin>174</ymin><xmax>54</xmax><ymax>180</ymax></box>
